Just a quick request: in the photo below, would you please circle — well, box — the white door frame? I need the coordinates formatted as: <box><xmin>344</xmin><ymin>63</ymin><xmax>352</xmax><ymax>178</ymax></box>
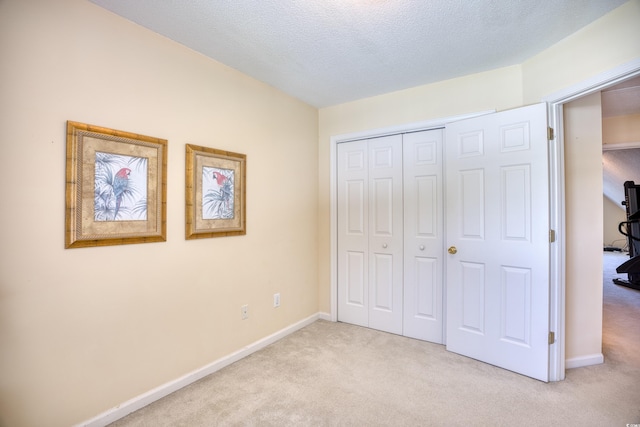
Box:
<box><xmin>544</xmin><ymin>58</ymin><xmax>640</xmax><ymax>381</ymax></box>
<box><xmin>329</xmin><ymin>57</ymin><xmax>640</xmax><ymax>383</ymax></box>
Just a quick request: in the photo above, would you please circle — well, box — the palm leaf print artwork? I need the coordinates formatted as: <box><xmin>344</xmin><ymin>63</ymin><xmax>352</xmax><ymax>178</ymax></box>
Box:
<box><xmin>203</xmin><ymin>167</ymin><xmax>234</xmax><ymax>219</ymax></box>
<box><xmin>94</xmin><ymin>152</ymin><xmax>148</xmax><ymax>221</ymax></box>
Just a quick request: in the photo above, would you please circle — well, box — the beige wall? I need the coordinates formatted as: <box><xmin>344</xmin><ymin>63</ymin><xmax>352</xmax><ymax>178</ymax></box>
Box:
<box><xmin>604</xmin><ymin>196</ymin><xmax>627</xmax><ymax>248</ymax></box>
<box><xmin>521</xmin><ymin>0</ymin><xmax>640</xmax><ymax>104</ymax></box>
<box><xmin>602</xmin><ymin>108</ymin><xmax>640</xmax><ymax>248</ymax></box>
<box><xmin>602</xmin><ymin>114</ymin><xmax>640</xmax><ymax>248</ymax></box>
<box><xmin>563</xmin><ymin>93</ymin><xmax>604</xmax><ymax>360</ymax></box>
<box><xmin>602</xmin><ymin>113</ymin><xmax>640</xmax><ymax>248</ymax></box>
<box><xmin>0</xmin><ymin>1</ymin><xmax>318</xmax><ymax>426</ymax></box>
<box><xmin>603</xmin><ymin>113</ymin><xmax>640</xmax><ymax>144</ymax></box>
<box><xmin>319</xmin><ymin>0</ymin><xmax>640</xmax><ymax>366</ymax></box>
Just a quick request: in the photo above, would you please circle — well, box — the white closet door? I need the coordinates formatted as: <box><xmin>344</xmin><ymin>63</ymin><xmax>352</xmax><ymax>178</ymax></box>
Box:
<box><xmin>337</xmin><ymin>140</ymin><xmax>369</xmax><ymax>327</ymax></box>
<box><xmin>403</xmin><ymin>130</ymin><xmax>444</xmax><ymax>343</ymax></box>
<box><xmin>337</xmin><ymin>135</ymin><xmax>404</xmax><ymax>334</ymax></box>
<box><xmin>445</xmin><ymin>103</ymin><xmax>550</xmax><ymax>381</ymax></box>
<box><xmin>368</xmin><ymin>135</ymin><xmax>404</xmax><ymax>334</ymax></box>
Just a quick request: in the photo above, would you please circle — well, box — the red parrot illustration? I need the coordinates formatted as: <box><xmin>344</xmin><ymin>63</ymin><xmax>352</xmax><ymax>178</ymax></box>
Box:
<box><xmin>212</xmin><ymin>171</ymin><xmax>227</xmax><ymax>186</ymax></box>
<box><xmin>112</xmin><ymin>167</ymin><xmax>131</xmax><ymax>220</ymax></box>
<box><xmin>212</xmin><ymin>170</ymin><xmax>232</xmax><ymax>212</ymax></box>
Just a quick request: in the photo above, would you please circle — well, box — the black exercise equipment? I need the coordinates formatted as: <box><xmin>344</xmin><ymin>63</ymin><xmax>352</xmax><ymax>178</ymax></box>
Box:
<box><xmin>614</xmin><ymin>180</ymin><xmax>640</xmax><ymax>290</ymax></box>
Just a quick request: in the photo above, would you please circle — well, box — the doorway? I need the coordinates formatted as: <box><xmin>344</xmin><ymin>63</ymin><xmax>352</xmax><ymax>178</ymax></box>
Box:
<box><xmin>600</xmin><ymin>76</ymin><xmax>640</xmax><ymax>371</ymax></box>
<box><xmin>560</xmin><ymin>75</ymin><xmax>640</xmax><ymax>371</ymax></box>
<box><xmin>601</xmin><ymin>75</ymin><xmax>640</xmax><ymax>257</ymax></box>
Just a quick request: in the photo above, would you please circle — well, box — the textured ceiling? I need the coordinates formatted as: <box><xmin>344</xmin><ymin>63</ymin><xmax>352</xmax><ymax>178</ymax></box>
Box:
<box><xmin>88</xmin><ymin>0</ymin><xmax>629</xmax><ymax>108</ymax></box>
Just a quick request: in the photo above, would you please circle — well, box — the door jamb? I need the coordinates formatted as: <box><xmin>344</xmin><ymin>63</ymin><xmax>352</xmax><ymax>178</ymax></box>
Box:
<box><xmin>543</xmin><ymin>58</ymin><xmax>640</xmax><ymax>381</ymax></box>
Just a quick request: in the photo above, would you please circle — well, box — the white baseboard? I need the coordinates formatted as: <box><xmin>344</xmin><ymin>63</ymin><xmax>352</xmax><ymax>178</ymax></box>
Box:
<box><xmin>318</xmin><ymin>311</ymin><xmax>331</xmax><ymax>321</ymax></box>
<box><xmin>565</xmin><ymin>353</ymin><xmax>604</xmax><ymax>369</ymax></box>
<box><xmin>75</xmin><ymin>313</ymin><xmax>323</xmax><ymax>427</ymax></box>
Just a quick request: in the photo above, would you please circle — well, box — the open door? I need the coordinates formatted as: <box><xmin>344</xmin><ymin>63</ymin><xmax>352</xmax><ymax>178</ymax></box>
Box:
<box><xmin>445</xmin><ymin>103</ymin><xmax>550</xmax><ymax>381</ymax></box>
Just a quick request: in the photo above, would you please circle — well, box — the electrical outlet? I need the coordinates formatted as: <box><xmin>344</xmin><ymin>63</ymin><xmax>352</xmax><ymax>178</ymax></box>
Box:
<box><xmin>273</xmin><ymin>293</ymin><xmax>280</xmax><ymax>308</ymax></box>
<box><xmin>241</xmin><ymin>304</ymin><xmax>248</xmax><ymax>320</ymax></box>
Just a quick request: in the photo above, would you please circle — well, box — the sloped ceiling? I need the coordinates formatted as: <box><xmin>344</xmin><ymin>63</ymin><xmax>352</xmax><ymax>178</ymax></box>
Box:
<box><xmin>602</xmin><ymin>75</ymin><xmax>640</xmax><ymax>118</ymax></box>
<box><xmin>88</xmin><ymin>0</ymin><xmax>628</xmax><ymax>108</ymax></box>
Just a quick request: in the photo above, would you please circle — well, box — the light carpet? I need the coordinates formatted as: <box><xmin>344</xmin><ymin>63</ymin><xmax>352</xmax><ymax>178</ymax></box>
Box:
<box><xmin>110</xmin><ymin>252</ymin><xmax>640</xmax><ymax>426</ymax></box>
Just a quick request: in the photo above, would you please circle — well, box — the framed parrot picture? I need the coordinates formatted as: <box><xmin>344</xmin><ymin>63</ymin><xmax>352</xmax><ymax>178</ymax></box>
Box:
<box><xmin>185</xmin><ymin>144</ymin><xmax>246</xmax><ymax>239</ymax></box>
<box><xmin>65</xmin><ymin>121</ymin><xmax>167</xmax><ymax>248</ymax></box>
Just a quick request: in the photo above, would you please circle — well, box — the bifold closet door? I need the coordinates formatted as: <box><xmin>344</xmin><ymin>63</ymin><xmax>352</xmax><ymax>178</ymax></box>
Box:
<box><xmin>337</xmin><ymin>135</ymin><xmax>404</xmax><ymax>335</ymax></box>
<box><xmin>368</xmin><ymin>135</ymin><xmax>403</xmax><ymax>334</ymax></box>
<box><xmin>403</xmin><ymin>130</ymin><xmax>444</xmax><ymax>343</ymax></box>
<box><xmin>337</xmin><ymin>139</ymin><xmax>368</xmax><ymax>327</ymax></box>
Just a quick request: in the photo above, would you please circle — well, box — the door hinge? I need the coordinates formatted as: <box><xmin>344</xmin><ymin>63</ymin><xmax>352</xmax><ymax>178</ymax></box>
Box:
<box><xmin>548</xmin><ymin>127</ymin><xmax>555</xmax><ymax>140</ymax></box>
<box><xmin>549</xmin><ymin>331</ymin><xmax>555</xmax><ymax>345</ymax></box>
<box><xmin>550</xmin><ymin>229</ymin><xmax>556</xmax><ymax>243</ymax></box>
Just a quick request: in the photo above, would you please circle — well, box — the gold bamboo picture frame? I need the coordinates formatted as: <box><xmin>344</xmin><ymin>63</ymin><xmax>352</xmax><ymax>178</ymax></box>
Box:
<box><xmin>65</xmin><ymin>121</ymin><xmax>167</xmax><ymax>248</ymax></box>
<box><xmin>185</xmin><ymin>144</ymin><xmax>246</xmax><ymax>239</ymax></box>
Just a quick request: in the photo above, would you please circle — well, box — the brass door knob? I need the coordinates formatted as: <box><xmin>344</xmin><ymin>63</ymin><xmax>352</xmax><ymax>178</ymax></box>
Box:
<box><xmin>448</xmin><ymin>246</ymin><xmax>457</xmax><ymax>255</ymax></box>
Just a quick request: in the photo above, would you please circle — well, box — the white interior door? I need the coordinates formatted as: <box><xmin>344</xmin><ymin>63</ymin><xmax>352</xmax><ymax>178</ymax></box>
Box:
<box><xmin>403</xmin><ymin>130</ymin><xmax>444</xmax><ymax>342</ymax></box>
<box><xmin>445</xmin><ymin>103</ymin><xmax>550</xmax><ymax>381</ymax></box>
